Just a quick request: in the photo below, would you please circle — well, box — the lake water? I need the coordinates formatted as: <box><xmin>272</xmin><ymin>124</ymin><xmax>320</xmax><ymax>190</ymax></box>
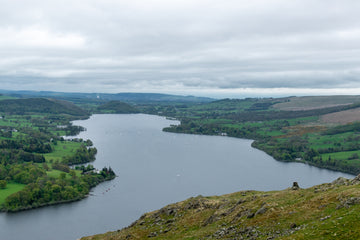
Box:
<box><xmin>0</xmin><ymin>114</ymin><xmax>355</xmax><ymax>240</ymax></box>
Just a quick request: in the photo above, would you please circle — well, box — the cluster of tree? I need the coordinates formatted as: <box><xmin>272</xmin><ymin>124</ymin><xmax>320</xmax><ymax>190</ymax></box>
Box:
<box><xmin>0</xmin><ymin>128</ymin><xmax>12</xmax><ymax>138</ymax></box>
<box><xmin>3</xmin><ymin>166</ymin><xmax>115</xmax><ymax>212</ymax></box>
<box><xmin>99</xmin><ymin>167</ymin><xmax>115</xmax><ymax>178</ymax></box>
<box><xmin>252</xmin><ymin>139</ymin><xmax>304</xmax><ymax>163</ymax></box>
<box><xmin>0</xmin><ymin>180</ymin><xmax>6</xmax><ymax>189</ymax></box>
<box><xmin>164</xmin><ymin>122</ymin><xmax>219</xmax><ymax>136</ymax></box>
<box><xmin>0</xmin><ymin>138</ymin><xmax>52</xmax><ymax>154</ymax></box>
<box><xmin>19</xmin><ymin>127</ymin><xmax>53</xmax><ymax>142</ymax></box>
<box><xmin>0</xmin><ymin>163</ymin><xmax>47</xmax><ymax>184</ymax></box>
<box><xmin>23</xmin><ymin>142</ymin><xmax>52</xmax><ymax>154</ymax></box>
<box><xmin>52</xmin><ymin>161</ymin><xmax>71</xmax><ymax>173</ymax></box>
<box><xmin>0</xmin><ymin>149</ymin><xmax>45</xmax><ymax>164</ymax></box>
<box><xmin>0</xmin><ymin>139</ymin><xmax>22</xmax><ymax>149</ymax></box>
<box><xmin>63</xmin><ymin>125</ymin><xmax>86</xmax><ymax>136</ymax></box>
<box><xmin>75</xmin><ymin>164</ymin><xmax>95</xmax><ymax>173</ymax></box>
<box><xmin>62</xmin><ymin>145</ymin><xmax>97</xmax><ymax>165</ymax></box>
<box><xmin>66</xmin><ymin>138</ymin><xmax>93</xmax><ymax>146</ymax></box>
<box><xmin>164</xmin><ymin>119</ymin><xmax>286</xmax><ymax>141</ymax></box>
<box><xmin>0</xmin><ymin>161</ymin><xmax>116</xmax><ymax>212</ymax></box>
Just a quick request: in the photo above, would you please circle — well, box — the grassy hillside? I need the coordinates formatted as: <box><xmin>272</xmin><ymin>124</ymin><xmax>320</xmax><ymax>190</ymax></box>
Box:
<box><xmin>82</xmin><ymin>175</ymin><xmax>360</xmax><ymax>240</ymax></box>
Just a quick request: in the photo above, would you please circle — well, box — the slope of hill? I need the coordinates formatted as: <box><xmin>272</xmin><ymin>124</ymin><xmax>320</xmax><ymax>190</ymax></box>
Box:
<box><xmin>321</xmin><ymin>107</ymin><xmax>360</xmax><ymax>124</ymax></box>
<box><xmin>0</xmin><ymin>98</ymin><xmax>89</xmax><ymax>118</ymax></box>
<box><xmin>82</xmin><ymin>175</ymin><xmax>360</xmax><ymax>240</ymax></box>
<box><xmin>272</xmin><ymin>96</ymin><xmax>360</xmax><ymax>111</ymax></box>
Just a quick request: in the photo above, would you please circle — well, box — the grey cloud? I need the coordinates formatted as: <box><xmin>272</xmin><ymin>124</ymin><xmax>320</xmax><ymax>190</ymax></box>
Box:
<box><xmin>1</xmin><ymin>0</ymin><xmax>360</xmax><ymax>95</ymax></box>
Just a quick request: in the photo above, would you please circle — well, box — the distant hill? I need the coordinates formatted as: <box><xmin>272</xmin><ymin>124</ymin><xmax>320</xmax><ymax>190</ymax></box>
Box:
<box><xmin>272</xmin><ymin>95</ymin><xmax>360</xmax><ymax>111</ymax></box>
<box><xmin>0</xmin><ymin>90</ymin><xmax>214</xmax><ymax>104</ymax></box>
<box><xmin>96</xmin><ymin>101</ymin><xmax>139</xmax><ymax>113</ymax></box>
<box><xmin>109</xmin><ymin>93</ymin><xmax>214</xmax><ymax>103</ymax></box>
<box><xmin>0</xmin><ymin>98</ymin><xmax>89</xmax><ymax>117</ymax></box>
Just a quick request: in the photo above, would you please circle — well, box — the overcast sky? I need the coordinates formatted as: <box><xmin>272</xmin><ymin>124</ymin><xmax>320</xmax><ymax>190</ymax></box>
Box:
<box><xmin>1</xmin><ymin>0</ymin><xmax>360</xmax><ymax>98</ymax></box>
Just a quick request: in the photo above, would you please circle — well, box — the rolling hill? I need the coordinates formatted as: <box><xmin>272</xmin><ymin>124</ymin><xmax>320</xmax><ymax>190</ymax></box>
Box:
<box><xmin>0</xmin><ymin>98</ymin><xmax>89</xmax><ymax>117</ymax></box>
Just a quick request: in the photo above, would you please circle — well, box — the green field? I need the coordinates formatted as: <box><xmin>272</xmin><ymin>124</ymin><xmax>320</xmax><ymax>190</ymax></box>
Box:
<box><xmin>0</xmin><ymin>116</ymin><xmax>32</xmax><ymax>128</ymax></box>
<box><xmin>44</xmin><ymin>141</ymin><xmax>83</xmax><ymax>163</ymax></box>
<box><xmin>0</xmin><ymin>183</ymin><xmax>26</xmax><ymax>204</ymax></box>
<box><xmin>321</xmin><ymin>150</ymin><xmax>360</xmax><ymax>161</ymax></box>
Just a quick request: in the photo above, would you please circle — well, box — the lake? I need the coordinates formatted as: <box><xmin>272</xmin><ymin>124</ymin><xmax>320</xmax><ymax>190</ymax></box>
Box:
<box><xmin>0</xmin><ymin>114</ymin><xmax>354</xmax><ymax>240</ymax></box>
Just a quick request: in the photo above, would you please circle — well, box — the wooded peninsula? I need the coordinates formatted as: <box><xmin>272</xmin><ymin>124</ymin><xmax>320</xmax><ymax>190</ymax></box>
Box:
<box><xmin>0</xmin><ymin>96</ymin><xmax>115</xmax><ymax>212</ymax></box>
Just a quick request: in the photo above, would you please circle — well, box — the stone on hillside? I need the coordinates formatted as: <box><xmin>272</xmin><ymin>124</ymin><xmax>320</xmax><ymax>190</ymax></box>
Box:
<box><xmin>292</xmin><ymin>182</ymin><xmax>300</xmax><ymax>190</ymax></box>
<box><xmin>255</xmin><ymin>205</ymin><xmax>268</xmax><ymax>216</ymax></box>
<box><xmin>351</xmin><ymin>174</ymin><xmax>360</xmax><ymax>184</ymax></box>
<box><xmin>332</xmin><ymin>177</ymin><xmax>349</xmax><ymax>186</ymax></box>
